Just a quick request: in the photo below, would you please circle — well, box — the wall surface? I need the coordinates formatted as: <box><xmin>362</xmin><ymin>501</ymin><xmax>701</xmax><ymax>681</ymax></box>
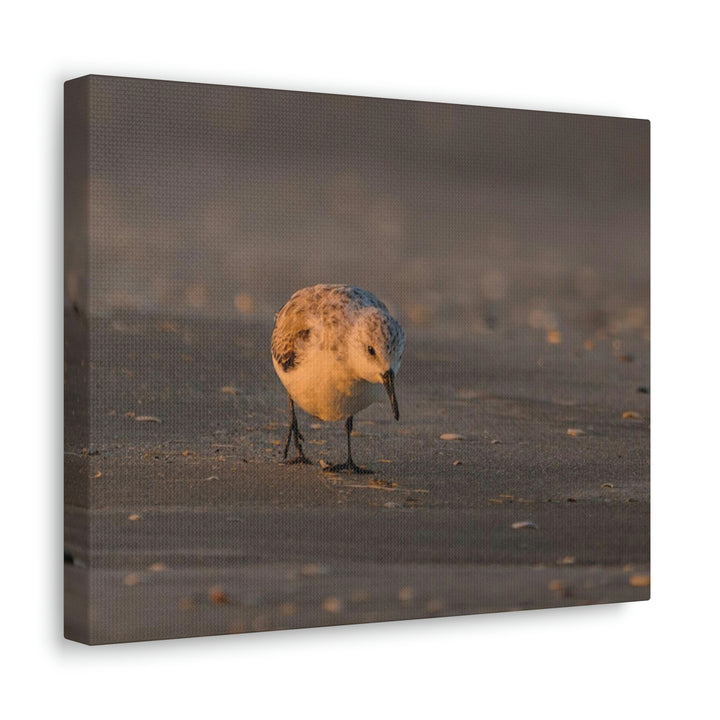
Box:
<box><xmin>4</xmin><ymin>2</ymin><xmax>718</xmax><ymax>719</ymax></box>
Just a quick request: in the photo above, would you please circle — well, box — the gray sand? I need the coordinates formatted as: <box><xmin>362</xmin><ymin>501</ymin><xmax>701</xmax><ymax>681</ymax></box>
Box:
<box><xmin>64</xmin><ymin>313</ymin><xmax>649</xmax><ymax>644</ymax></box>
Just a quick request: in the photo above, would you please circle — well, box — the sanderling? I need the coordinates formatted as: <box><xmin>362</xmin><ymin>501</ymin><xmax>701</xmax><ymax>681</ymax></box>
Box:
<box><xmin>271</xmin><ymin>284</ymin><xmax>405</xmax><ymax>473</ymax></box>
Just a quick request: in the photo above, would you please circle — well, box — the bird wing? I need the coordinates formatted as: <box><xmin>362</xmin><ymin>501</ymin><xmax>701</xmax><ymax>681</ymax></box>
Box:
<box><xmin>271</xmin><ymin>302</ymin><xmax>312</xmax><ymax>372</ymax></box>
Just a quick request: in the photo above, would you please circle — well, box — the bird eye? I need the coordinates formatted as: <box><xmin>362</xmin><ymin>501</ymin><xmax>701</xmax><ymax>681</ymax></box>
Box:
<box><xmin>367</xmin><ymin>346</ymin><xmax>376</xmax><ymax>356</ymax></box>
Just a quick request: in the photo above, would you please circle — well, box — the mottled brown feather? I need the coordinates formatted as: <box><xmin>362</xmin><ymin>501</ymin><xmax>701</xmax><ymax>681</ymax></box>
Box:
<box><xmin>271</xmin><ymin>285</ymin><xmax>391</xmax><ymax>372</ymax></box>
<box><xmin>271</xmin><ymin>304</ymin><xmax>311</xmax><ymax>371</ymax></box>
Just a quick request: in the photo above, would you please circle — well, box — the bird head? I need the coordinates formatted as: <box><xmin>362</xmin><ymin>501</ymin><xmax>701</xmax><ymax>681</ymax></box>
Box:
<box><xmin>349</xmin><ymin>307</ymin><xmax>405</xmax><ymax>420</ymax></box>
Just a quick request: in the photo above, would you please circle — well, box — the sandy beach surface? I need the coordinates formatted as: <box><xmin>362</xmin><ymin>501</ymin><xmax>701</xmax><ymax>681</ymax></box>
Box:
<box><xmin>64</xmin><ymin>311</ymin><xmax>649</xmax><ymax>644</ymax></box>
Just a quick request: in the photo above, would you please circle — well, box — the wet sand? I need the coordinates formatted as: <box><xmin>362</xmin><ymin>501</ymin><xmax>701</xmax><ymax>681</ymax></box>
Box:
<box><xmin>64</xmin><ymin>312</ymin><xmax>649</xmax><ymax>644</ymax></box>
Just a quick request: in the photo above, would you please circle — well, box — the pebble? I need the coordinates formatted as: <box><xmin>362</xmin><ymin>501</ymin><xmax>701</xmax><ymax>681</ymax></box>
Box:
<box><xmin>440</xmin><ymin>433</ymin><xmax>465</xmax><ymax>441</ymax></box>
<box><xmin>567</xmin><ymin>428</ymin><xmax>586</xmax><ymax>437</ymax></box>
<box><xmin>622</xmin><ymin>411</ymin><xmax>641</xmax><ymax>420</ymax></box>
<box><xmin>629</xmin><ymin>574</ymin><xmax>650</xmax><ymax>587</ymax></box>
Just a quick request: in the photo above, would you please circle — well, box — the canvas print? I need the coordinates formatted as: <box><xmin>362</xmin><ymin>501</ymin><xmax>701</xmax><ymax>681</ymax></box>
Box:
<box><xmin>64</xmin><ymin>75</ymin><xmax>650</xmax><ymax>644</ymax></box>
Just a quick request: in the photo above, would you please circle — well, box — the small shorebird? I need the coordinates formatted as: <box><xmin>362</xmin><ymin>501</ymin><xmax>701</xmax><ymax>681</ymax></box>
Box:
<box><xmin>271</xmin><ymin>284</ymin><xmax>405</xmax><ymax>473</ymax></box>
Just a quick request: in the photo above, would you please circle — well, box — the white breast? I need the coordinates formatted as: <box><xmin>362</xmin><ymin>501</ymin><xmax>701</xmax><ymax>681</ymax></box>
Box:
<box><xmin>272</xmin><ymin>347</ymin><xmax>382</xmax><ymax>422</ymax></box>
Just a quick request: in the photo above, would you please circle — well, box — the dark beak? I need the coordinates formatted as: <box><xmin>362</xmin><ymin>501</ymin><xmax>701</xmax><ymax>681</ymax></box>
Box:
<box><xmin>381</xmin><ymin>369</ymin><xmax>399</xmax><ymax>421</ymax></box>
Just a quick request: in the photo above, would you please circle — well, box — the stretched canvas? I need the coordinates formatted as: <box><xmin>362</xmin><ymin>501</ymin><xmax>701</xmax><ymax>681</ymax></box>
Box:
<box><xmin>64</xmin><ymin>75</ymin><xmax>650</xmax><ymax>644</ymax></box>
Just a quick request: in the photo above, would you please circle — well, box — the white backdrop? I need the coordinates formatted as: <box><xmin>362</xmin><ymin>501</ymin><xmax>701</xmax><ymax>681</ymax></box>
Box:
<box><xmin>2</xmin><ymin>1</ymin><xmax>717</xmax><ymax>717</ymax></box>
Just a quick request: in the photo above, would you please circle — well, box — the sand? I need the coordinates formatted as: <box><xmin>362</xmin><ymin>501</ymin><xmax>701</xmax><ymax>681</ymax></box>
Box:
<box><xmin>64</xmin><ymin>312</ymin><xmax>649</xmax><ymax>644</ymax></box>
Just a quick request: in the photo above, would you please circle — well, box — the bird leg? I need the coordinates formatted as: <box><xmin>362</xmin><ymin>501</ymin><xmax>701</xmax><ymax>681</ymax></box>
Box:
<box><xmin>283</xmin><ymin>396</ymin><xmax>311</xmax><ymax>465</ymax></box>
<box><xmin>325</xmin><ymin>416</ymin><xmax>373</xmax><ymax>474</ymax></box>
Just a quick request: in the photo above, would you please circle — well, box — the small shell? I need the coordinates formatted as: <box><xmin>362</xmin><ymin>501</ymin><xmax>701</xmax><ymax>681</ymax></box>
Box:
<box><xmin>322</xmin><ymin>597</ymin><xmax>342</xmax><ymax>613</ymax></box>
<box><xmin>208</xmin><ymin>586</ymin><xmax>230</xmax><ymax>605</ymax></box>
<box><xmin>622</xmin><ymin>411</ymin><xmax>641</xmax><ymax>420</ymax></box>
<box><xmin>398</xmin><ymin>587</ymin><xmax>414</xmax><ymax>602</ymax></box>
<box><xmin>567</xmin><ymin>428</ymin><xmax>586</xmax><ymax>437</ymax></box>
<box><xmin>440</xmin><ymin>433</ymin><xmax>465</xmax><ymax>441</ymax></box>
<box><xmin>301</xmin><ymin>563</ymin><xmax>329</xmax><ymax>576</ymax></box>
<box><xmin>511</xmin><ymin>520</ymin><xmax>538</xmax><ymax>530</ymax></box>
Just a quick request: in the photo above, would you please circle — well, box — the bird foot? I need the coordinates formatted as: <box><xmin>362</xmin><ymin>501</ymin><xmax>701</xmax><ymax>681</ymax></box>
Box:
<box><xmin>323</xmin><ymin>461</ymin><xmax>373</xmax><ymax>474</ymax></box>
<box><xmin>283</xmin><ymin>454</ymin><xmax>312</xmax><ymax>466</ymax></box>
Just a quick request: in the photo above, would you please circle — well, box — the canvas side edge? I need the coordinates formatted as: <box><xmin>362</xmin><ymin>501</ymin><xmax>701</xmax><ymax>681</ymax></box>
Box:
<box><xmin>63</xmin><ymin>76</ymin><xmax>92</xmax><ymax>645</ymax></box>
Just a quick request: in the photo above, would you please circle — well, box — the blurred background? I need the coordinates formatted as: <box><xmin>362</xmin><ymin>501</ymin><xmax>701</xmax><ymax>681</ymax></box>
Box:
<box><xmin>67</xmin><ymin>75</ymin><xmax>649</xmax><ymax>339</ymax></box>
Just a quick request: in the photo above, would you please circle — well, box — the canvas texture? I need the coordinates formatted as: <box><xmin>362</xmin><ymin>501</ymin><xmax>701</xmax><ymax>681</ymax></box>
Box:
<box><xmin>64</xmin><ymin>75</ymin><xmax>650</xmax><ymax>644</ymax></box>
